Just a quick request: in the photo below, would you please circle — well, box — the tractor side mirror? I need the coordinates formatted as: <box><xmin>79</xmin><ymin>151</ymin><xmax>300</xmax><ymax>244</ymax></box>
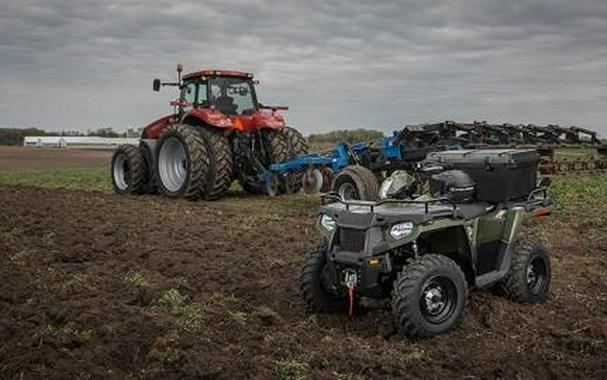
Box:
<box><xmin>153</xmin><ymin>79</ymin><xmax>161</xmax><ymax>92</ymax></box>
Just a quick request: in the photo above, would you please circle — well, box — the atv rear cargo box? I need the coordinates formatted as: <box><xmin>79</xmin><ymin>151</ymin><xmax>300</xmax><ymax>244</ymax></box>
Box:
<box><xmin>426</xmin><ymin>149</ymin><xmax>539</xmax><ymax>203</ymax></box>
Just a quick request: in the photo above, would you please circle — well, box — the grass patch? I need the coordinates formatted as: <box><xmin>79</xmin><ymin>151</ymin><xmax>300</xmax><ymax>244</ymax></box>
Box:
<box><xmin>274</xmin><ymin>358</ymin><xmax>310</xmax><ymax>380</ymax></box>
<box><xmin>157</xmin><ymin>289</ymin><xmax>204</xmax><ymax>332</ymax></box>
<box><xmin>549</xmin><ymin>174</ymin><xmax>607</xmax><ymax>214</ymax></box>
<box><xmin>0</xmin><ymin>168</ymin><xmax>110</xmax><ymax>192</ymax></box>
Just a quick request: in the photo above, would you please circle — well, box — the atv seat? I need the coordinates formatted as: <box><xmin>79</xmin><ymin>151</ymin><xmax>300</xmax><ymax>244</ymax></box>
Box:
<box><xmin>420</xmin><ymin>203</ymin><xmax>492</xmax><ymax>220</ymax></box>
<box><xmin>454</xmin><ymin>203</ymin><xmax>492</xmax><ymax>219</ymax></box>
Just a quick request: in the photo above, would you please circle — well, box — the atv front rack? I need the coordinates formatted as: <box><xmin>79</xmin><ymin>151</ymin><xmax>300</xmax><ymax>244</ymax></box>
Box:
<box><xmin>320</xmin><ymin>192</ymin><xmax>457</xmax><ymax>214</ymax></box>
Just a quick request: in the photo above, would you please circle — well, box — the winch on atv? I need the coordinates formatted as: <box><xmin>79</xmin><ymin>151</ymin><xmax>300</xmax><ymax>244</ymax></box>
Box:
<box><xmin>300</xmin><ymin>149</ymin><xmax>553</xmax><ymax>339</ymax></box>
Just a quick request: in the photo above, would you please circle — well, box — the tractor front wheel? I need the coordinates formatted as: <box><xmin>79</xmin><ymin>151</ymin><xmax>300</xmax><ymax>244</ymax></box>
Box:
<box><xmin>111</xmin><ymin>144</ymin><xmax>148</xmax><ymax>195</ymax></box>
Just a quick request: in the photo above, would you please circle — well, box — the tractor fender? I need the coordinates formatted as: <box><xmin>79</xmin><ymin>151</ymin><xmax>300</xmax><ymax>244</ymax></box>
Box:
<box><xmin>141</xmin><ymin>115</ymin><xmax>174</xmax><ymax>140</ymax></box>
<box><xmin>181</xmin><ymin>109</ymin><xmax>233</xmax><ymax>129</ymax></box>
<box><xmin>252</xmin><ymin>110</ymin><xmax>286</xmax><ymax>130</ymax></box>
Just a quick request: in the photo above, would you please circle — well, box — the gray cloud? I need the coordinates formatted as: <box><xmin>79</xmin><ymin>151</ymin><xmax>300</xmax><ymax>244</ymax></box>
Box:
<box><xmin>1</xmin><ymin>0</ymin><xmax>606</xmax><ymax>136</ymax></box>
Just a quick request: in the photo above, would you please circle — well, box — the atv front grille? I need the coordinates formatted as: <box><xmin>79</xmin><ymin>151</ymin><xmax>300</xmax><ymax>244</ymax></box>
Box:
<box><xmin>337</xmin><ymin>228</ymin><xmax>366</xmax><ymax>252</ymax></box>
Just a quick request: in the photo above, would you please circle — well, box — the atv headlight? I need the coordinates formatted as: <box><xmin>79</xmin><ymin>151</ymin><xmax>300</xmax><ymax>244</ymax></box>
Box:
<box><xmin>320</xmin><ymin>214</ymin><xmax>336</xmax><ymax>232</ymax></box>
<box><xmin>389</xmin><ymin>222</ymin><xmax>414</xmax><ymax>239</ymax></box>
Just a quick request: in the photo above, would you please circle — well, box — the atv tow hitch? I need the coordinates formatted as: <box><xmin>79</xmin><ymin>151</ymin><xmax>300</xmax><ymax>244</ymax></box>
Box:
<box><xmin>344</xmin><ymin>270</ymin><xmax>358</xmax><ymax>317</ymax></box>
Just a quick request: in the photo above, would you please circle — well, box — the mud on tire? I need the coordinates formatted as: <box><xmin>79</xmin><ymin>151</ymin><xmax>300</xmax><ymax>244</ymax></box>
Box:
<box><xmin>391</xmin><ymin>254</ymin><xmax>467</xmax><ymax>339</ymax></box>
<box><xmin>300</xmin><ymin>247</ymin><xmax>346</xmax><ymax>312</ymax></box>
<box><xmin>155</xmin><ymin>124</ymin><xmax>208</xmax><ymax>200</ymax></box>
<box><xmin>111</xmin><ymin>144</ymin><xmax>148</xmax><ymax>195</ymax></box>
<box><xmin>500</xmin><ymin>240</ymin><xmax>551</xmax><ymax>303</ymax></box>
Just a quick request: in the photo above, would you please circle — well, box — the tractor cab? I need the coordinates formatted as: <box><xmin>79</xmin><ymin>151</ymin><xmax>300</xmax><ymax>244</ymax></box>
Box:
<box><xmin>178</xmin><ymin>70</ymin><xmax>259</xmax><ymax>116</ymax></box>
<box><xmin>149</xmin><ymin>66</ymin><xmax>286</xmax><ymax>135</ymax></box>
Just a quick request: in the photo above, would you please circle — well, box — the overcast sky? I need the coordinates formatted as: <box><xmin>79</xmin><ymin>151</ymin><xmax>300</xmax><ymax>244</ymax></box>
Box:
<box><xmin>1</xmin><ymin>0</ymin><xmax>606</xmax><ymax>136</ymax></box>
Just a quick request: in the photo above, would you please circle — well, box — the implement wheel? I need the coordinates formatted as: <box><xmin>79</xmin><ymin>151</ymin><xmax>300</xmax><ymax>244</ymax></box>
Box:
<box><xmin>331</xmin><ymin>165</ymin><xmax>379</xmax><ymax>200</ymax></box>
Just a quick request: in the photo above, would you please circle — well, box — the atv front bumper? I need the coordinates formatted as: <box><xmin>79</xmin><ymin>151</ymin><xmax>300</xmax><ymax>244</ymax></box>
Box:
<box><xmin>326</xmin><ymin>248</ymin><xmax>394</xmax><ymax>298</ymax></box>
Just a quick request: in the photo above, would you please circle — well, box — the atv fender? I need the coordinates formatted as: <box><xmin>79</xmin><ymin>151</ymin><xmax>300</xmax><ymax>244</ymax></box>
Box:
<box><xmin>473</xmin><ymin>207</ymin><xmax>526</xmax><ymax>288</ymax></box>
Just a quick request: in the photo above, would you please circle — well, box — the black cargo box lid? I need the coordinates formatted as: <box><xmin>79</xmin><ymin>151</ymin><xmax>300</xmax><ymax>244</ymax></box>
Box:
<box><xmin>426</xmin><ymin>149</ymin><xmax>539</xmax><ymax>167</ymax></box>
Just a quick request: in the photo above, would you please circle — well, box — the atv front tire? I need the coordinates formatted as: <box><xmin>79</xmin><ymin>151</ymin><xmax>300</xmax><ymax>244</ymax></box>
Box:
<box><xmin>391</xmin><ymin>254</ymin><xmax>467</xmax><ymax>339</ymax></box>
<box><xmin>300</xmin><ymin>247</ymin><xmax>346</xmax><ymax>312</ymax></box>
<box><xmin>501</xmin><ymin>240</ymin><xmax>551</xmax><ymax>303</ymax></box>
<box><xmin>111</xmin><ymin>144</ymin><xmax>148</xmax><ymax>195</ymax></box>
<box><xmin>155</xmin><ymin>124</ymin><xmax>208</xmax><ymax>200</ymax></box>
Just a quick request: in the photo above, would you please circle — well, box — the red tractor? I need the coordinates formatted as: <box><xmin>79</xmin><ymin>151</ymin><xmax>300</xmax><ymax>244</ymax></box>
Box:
<box><xmin>111</xmin><ymin>65</ymin><xmax>307</xmax><ymax>200</ymax></box>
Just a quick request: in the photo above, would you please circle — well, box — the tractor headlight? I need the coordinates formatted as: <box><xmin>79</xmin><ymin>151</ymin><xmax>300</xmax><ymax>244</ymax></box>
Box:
<box><xmin>319</xmin><ymin>214</ymin><xmax>336</xmax><ymax>232</ymax></box>
<box><xmin>389</xmin><ymin>222</ymin><xmax>414</xmax><ymax>239</ymax></box>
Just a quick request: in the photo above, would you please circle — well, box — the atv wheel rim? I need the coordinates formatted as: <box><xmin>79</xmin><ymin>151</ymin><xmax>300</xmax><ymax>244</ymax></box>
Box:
<box><xmin>113</xmin><ymin>153</ymin><xmax>129</xmax><ymax>190</ymax></box>
<box><xmin>159</xmin><ymin>137</ymin><xmax>188</xmax><ymax>192</ymax></box>
<box><xmin>420</xmin><ymin>276</ymin><xmax>457</xmax><ymax>324</ymax></box>
<box><xmin>526</xmin><ymin>256</ymin><xmax>548</xmax><ymax>295</ymax></box>
<box><xmin>338</xmin><ymin>182</ymin><xmax>359</xmax><ymax>200</ymax></box>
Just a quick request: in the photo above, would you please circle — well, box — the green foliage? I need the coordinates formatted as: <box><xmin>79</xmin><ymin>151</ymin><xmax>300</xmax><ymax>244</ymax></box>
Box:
<box><xmin>0</xmin><ymin>128</ymin><xmax>48</xmax><ymax>146</ymax></box>
<box><xmin>549</xmin><ymin>174</ymin><xmax>607</xmax><ymax>214</ymax></box>
<box><xmin>0</xmin><ymin>168</ymin><xmax>111</xmax><ymax>192</ymax></box>
<box><xmin>157</xmin><ymin>289</ymin><xmax>204</xmax><ymax>331</ymax></box>
<box><xmin>0</xmin><ymin>127</ymin><xmax>132</xmax><ymax>146</ymax></box>
<box><xmin>274</xmin><ymin>358</ymin><xmax>310</xmax><ymax>380</ymax></box>
<box><xmin>307</xmin><ymin>129</ymin><xmax>384</xmax><ymax>151</ymax></box>
<box><xmin>124</xmin><ymin>271</ymin><xmax>149</xmax><ymax>288</ymax></box>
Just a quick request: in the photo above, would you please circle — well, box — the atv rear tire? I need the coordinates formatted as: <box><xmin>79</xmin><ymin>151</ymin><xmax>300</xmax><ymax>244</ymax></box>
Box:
<box><xmin>391</xmin><ymin>254</ymin><xmax>467</xmax><ymax>339</ymax></box>
<box><xmin>111</xmin><ymin>144</ymin><xmax>148</xmax><ymax>195</ymax></box>
<box><xmin>500</xmin><ymin>240</ymin><xmax>551</xmax><ymax>303</ymax></box>
<box><xmin>155</xmin><ymin>124</ymin><xmax>208</xmax><ymax>200</ymax></box>
<box><xmin>331</xmin><ymin>165</ymin><xmax>379</xmax><ymax>200</ymax></box>
<box><xmin>300</xmin><ymin>247</ymin><xmax>346</xmax><ymax>312</ymax></box>
<box><xmin>197</xmin><ymin>127</ymin><xmax>233</xmax><ymax>200</ymax></box>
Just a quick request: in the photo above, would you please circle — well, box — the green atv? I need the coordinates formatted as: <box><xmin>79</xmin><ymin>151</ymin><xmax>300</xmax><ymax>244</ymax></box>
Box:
<box><xmin>300</xmin><ymin>149</ymin><xmax>553</xmax><ymax>339</ymax></box>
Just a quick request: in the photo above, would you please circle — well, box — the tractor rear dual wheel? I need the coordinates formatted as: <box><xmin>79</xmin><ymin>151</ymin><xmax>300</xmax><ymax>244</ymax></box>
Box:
<box><xmin>155</xmin><ymin>124</ymin><xmax>233</xmax><ymax>201</ymax></box>
<box><xmin>111</xmin><ymin>144</ymin><xmax>150</xmax><ymax>195</ymax></box>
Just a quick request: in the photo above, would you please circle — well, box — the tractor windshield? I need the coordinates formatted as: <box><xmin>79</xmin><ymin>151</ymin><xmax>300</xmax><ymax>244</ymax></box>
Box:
<box><xmin>209</xmin><ymin>77</ymin><xmax>257</xmax><ymax>115</ymax></box>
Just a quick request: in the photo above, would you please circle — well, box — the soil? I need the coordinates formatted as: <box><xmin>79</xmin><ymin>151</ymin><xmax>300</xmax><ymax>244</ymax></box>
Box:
<box><xmin>0</xmin><ymin>186</ymin><xmax>606</xmax><ymax>379</ymax></box>
<box><xmin>0</xmin><ymin>146</ymin><xmax>110</xmax><ymax>171</ymax></box>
